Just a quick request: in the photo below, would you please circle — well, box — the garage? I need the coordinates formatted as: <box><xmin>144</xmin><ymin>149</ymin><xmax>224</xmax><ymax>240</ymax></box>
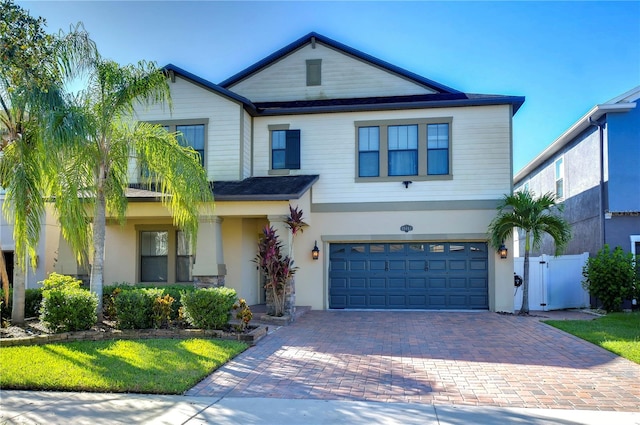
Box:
<box><xmin>329</xmin><ymin>242</ymin><xmax>488</xmax><ymax>310</ymax></box>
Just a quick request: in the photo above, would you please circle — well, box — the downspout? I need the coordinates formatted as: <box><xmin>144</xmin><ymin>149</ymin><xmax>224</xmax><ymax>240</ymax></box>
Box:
<box><xmin>589</xmin><ymin>116</ymin><xmax>607</xmax><ymax>248</ymax></box>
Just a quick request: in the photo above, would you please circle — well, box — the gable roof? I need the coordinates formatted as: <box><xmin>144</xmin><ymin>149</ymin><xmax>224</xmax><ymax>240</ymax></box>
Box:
<box><xmin>514</xmin><ymin>86</ymin><xmax>639</xmax><ymax>184</ymax></box>
<box><xmin>165</xmin><ymin>32</ymin><xmax>524</xmax><ymax>116</ymax></box>
<box><xmin>219</xmin><ymin>32</ymin><xmax>461</xmax><ymax>94</ymax></box>
<box><xmin>162</xmin><ymin>64</ymin><xmax>257</xmax><ymax>114</ymax></box>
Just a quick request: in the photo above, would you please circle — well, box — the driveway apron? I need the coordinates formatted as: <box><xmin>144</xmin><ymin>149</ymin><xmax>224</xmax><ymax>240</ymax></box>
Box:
<box><xmin>186</xmin><ymin>311</ymin><xmax>640</xmax><ymax>411</ymax></box>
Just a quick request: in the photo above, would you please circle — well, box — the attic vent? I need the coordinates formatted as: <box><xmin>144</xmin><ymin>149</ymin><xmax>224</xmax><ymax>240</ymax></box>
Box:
<box><xmin>168</xmin><ymin>69</ymin><xmax>175</xmax><ymax>83</ymax></box>
<box><xmin>311</xmin><ymin>36</ymin><xmax>316</xmax><ymax>49</ymax></box>
<box><xmin>306</xmin><ymin>59</ymin><xmax>321</xmax><ymax>86</ymax></box>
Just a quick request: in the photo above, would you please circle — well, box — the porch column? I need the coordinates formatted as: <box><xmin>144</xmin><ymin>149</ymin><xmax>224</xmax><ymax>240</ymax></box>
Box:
<box><xmin>192</xmin><ymin>216</ymin><xmax>226</xmax><ymax>288</ymax></box>
<box><xmin>267</xmin><ymin>215</ymin><xmax>295</xmax><ymax>316</ymax></box>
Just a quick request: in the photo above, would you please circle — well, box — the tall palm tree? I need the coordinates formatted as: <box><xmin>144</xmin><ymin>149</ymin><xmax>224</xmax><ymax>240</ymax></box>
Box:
<box><xmin>54</xmin><ymin>58</ymin><xmax>212</xmax><ymax>319</ymax></box>
<box><xmin>488</xmin><ymin>190</ymin><xmax>571</xmax><ymax>315</ymax></box>
<box><xmin>1</xmin><ymin>0</ymin><xmax>95</xmax><ymax>323</ymax></box>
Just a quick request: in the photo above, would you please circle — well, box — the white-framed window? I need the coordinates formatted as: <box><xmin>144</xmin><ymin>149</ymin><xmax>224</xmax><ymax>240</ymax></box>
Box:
<box><xmin>355</xmin><ymin>118</ymin><xmax>452</xmax><ymax>181</ymax></box>
<box><xmin>555</xmin><ymin>157</ymin><xmax>564</xmax><ymax>199</ymax></box>
<box><xmin>306</xmin><ymin>59</ymin><xmax>321</xmax><ymax>86</ymax></box>
<box><xmin>631</xmin><ymin>235</ymin><xmax>640</xmax><ymax>257</ymax></box>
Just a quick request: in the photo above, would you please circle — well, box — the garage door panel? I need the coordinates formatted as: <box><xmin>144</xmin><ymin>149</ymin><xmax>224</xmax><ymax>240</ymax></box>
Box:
<box><xmin>450</xmin><ymin>278</ymin><xmax>467</xmax><ymax>289</ymax></box>
<box><xmin>449</xmin><ymin>260</ymin><xmax>467</xmax><ymax>271</ymax></box>
<box><xmin>368</xmin><ymin>278</ymin><xmax>385</xmax><ymax>289</ymax></box>
<box><xmin>369</xmin><ymin>295</ymin><xmax>386</xmax><ymax>307</ymax></box>
<box><xmin>428</xmin><ymin>278</ymin><xmax>446</xmax><ymax>289</ymax></box>
<box><xmin>408</xmin><ymin>278</ymin><xmax>426</xmax><ymax>288</ymax></box>
<box><xmin>429</xmin><ymin>260</ymin><xmax>446</xmax><ymax>270</ymax></box>
<box><xmin>349</xmin><ymin>278</ymin><xmax>366</xmax><ymax>289</ymax></box>
<box><xmin>370</xmin><ymin>260</ymin><xmax>386</xmax><ymax>271</ymax></box>
<box><xmin>469</xmin><ymin>278</ymin><xmax>488</xmax><ymax>289</ymax></box>
<box><xmin>470</xmin><ymin>260</ymin><xmax>487</xmax><ymax>270</ymax></box>
<box><xmin>329</xmin><ymin>242</ymin><xmax>488</xmax><ymax>309</ymax></box>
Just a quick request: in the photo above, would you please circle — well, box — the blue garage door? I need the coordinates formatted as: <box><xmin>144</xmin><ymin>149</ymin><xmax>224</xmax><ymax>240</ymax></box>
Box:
<box><xmin>329</xmin><ymin>242</ymin><xmax>488</xmax><ymax>309</ymax></box>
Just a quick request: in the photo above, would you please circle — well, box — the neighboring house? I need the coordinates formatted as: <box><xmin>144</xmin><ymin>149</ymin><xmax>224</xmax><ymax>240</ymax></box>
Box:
<box><xmin>6</xmin><ymin>32</ymin><xmax>525</xmax><ymax>312</ymax></box>
<box><xmin>513</xmin><ymin>86</ymin><xmax>640</xmax><ymax>258</ymax></box>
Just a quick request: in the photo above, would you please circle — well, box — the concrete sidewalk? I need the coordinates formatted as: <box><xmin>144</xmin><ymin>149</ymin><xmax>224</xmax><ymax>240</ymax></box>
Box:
<box><xmin>1</xmin><ymin>391</ymin><xmax>640</xmax><ymax>425</ymax></box>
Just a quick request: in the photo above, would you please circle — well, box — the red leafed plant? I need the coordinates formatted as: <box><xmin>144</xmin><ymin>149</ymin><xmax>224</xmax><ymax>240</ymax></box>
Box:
<box><xmin>254</xmin><ymin>206</ymin><xmax>306</xmax><ymax>317</ymax></box>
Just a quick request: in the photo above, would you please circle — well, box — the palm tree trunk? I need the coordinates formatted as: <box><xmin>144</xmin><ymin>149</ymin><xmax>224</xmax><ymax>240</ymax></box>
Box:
<box><xmin>11</xmin><ymin>254</ymin><xmax>25</xmax><ymax>324</ymax></box>
<box><xmin>90</xmin><ymin>182</ymin><xmax>106</xmax><ymax>322</ymax></box>
<box><xmin>520</xmin><ymin>231</ymin><xmax>531</xmax><ymax>315</ymax></box>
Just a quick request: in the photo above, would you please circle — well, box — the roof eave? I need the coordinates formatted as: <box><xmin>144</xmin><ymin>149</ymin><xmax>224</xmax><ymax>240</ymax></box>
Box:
<box><xmin>255</xmin><ymin>96</ymin><xmax>525</xmax><ymax>116</ymax></box>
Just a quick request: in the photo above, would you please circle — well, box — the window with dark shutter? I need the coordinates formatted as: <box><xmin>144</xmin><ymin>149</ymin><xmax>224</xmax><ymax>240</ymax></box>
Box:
<box><xmin>271</xmin><ymin>129</ymin><xmax>301</xmax><ymax>170</ymax></box>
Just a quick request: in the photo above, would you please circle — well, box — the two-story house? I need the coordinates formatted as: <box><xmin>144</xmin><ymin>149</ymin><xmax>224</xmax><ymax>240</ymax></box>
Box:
<box><xmin>41</xmin><ymin>32</ymin><xmax>525</xmax><ymax>312</ymax></box>
<box><xmin>514</xmin><ymin>86</ymin><xmax>640</xmax><ymax>258</ymax></box>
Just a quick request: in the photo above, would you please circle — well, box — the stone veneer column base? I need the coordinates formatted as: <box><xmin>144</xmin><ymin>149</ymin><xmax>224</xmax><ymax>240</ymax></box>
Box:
<box><xmin>193</xmin><ymin>275</ymin><xmax>225</xmax><ymax>289</ymax></box>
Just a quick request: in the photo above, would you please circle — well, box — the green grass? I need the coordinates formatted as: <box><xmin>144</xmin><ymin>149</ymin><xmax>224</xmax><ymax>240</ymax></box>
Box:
<box><xmin>544</xmin><ymin>312</ymin><xmax>640</xmax><ymax>364</ymax></box>
<box><xmin>0</xmin><ymin>338</ymin><xmax>247</xmax><ymax>393</ymax></box>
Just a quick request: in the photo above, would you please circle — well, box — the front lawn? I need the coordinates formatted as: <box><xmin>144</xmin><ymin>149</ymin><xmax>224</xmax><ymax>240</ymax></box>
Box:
<box><xmin>544</xmin><ymin>312</ymin><xmax>640</xmax><ymax>364</ymax></box>
<box><xmin>0</xmin><ymin>338</ymin><xmax>247</xmax><ymax>393</ymax></box>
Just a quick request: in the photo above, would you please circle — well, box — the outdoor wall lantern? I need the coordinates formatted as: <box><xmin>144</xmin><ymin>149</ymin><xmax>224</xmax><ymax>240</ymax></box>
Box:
<box><xmin>312</xmin><ymin>241</ymin><xmax>320</xmax><ymax>260</ymax></box>
<box><xmin>498</xmin><ymin>244</ymin><xmax>508</xmax><ymax>259</ymax></box>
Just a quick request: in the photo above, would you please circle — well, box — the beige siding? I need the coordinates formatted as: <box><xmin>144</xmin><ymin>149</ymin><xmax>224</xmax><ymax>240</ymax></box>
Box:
<box><xmin>228</xmin><ymin>43</ymin><xmax>436</xmax><ymax>102</ymax></box>
<box><xmin>253</xmin><ymin>104</ymin><xmax>513</xmax><ymax>203</ymax></box>
<box><xmin>133</xmin><ymin>76</ymin><xmax>243</xmax><ymax>181</ymax></box>
<box><xmin>242</xmin><ymin>110</ymin><xmax>252</xmax><ymax>179</ymax></box>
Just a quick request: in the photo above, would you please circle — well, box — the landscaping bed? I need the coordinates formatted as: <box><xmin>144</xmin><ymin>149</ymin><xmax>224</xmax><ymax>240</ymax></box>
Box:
<box><xmin>0</xmin><ymin>318</ymin><xmax>267</xmax><ymax>347</ymax></box>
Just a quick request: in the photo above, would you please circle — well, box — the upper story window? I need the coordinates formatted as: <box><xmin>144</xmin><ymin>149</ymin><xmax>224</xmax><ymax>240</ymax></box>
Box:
<box><xmin>355</xmin><ymin>118</ymin><xmax>452</xmax><ymax>181</ymax></box>
<box><xmin>306</xmin><ymin>59</ymin><xmax>322</xmax><ymax>86</ymax></box>
<box><xmin>555</xmin><ymin>157</ymin><xmax>564</xmax><ymax>199</ymax></box>
<box><xmin>427</xmin><ymin>123</ymin><xmax>450</xmax><ymax>175</ymax></box>
<box><xmin>146</xmin><ymin>119</ymin><xmax>208</xmax><ymax>169</ymax></box>
<box><xmin>358</xmin><ymin>127</ymin><xmax>380</xmax><ymax>177</ymax></box>
<box><xmin>176</xmin><ymin>124</ymin><xmax>205</xmax><ymax>167</ymax></box>
<box><xmin>388</xmin><ymin>125</ymin><xmax>418</xmax><ymax>176</ymax></box>
<box><xmin>270</xmin><ymin>125</ymin><xmax>300</xmax><ymax>171</ymax></box>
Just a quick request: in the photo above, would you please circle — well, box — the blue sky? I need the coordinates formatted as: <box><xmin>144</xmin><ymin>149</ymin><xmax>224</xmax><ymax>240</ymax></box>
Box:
<box><xmin>17</xmin><ymin>1</ymin><xmax>640</xmax><ymax>173</ymax></box>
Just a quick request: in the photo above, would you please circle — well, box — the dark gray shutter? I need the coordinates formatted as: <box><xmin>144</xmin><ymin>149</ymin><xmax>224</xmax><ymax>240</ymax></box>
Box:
<box><xmin>285</xmin><ymin>130</ymin><xmax>301</xmax><ymax>169</ymax></box>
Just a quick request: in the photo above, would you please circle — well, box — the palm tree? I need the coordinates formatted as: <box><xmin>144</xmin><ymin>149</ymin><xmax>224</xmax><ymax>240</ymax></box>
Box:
<box><xmin>488</xmin><ymin>190</ymin><xmax>571</xmax><ymax>315</ymax></box>
<box><xmin>54</xmin><ymin>58</ymin><xmax>212</xmax><ymax>320</ymax></box>
<box><xmin>1</xmin><ymin>0</ymin><xmax>95</xmax><ymax>323</ymax></box>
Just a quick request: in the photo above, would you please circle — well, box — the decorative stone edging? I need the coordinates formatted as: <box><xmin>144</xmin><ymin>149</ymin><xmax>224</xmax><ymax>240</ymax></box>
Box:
<box><xmin>0</xmin><ymin>325</ymin><xmax>268</xmax><ymax>348</ymax></box>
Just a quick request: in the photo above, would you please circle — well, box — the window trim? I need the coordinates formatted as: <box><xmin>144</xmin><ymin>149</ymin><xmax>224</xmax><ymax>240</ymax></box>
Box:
<box><xmin>355</xmin><ymin>117</ymin><xmax>453</xmax><ymax>182</ymax></box>
<box><xmin>136</xmin><ymin>224</ymin><xmax>187</xmax><ymax>283</ymax></box>
<box><xmin>145</xmin><ymin>119</ymin><xmax>209</xmax><ymax>170</ymax></box>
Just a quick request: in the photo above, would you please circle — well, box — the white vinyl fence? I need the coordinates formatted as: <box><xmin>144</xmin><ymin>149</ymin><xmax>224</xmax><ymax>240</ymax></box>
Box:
<box><xmin>514</xmin><ymin>253</ymin><xmax>590</xmax><ymax>311</ymax></box>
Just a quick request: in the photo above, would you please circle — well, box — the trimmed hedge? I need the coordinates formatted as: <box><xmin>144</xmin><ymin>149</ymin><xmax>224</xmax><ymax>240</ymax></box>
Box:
<box><xmin>181</xmin><ymin>287</ymin><xmax>237</xmax><ymax>330</ymax></box>
<box><xmin>39</xmin><ymin>274</ymin><xmax>97</xmax><ymax>333</ymax></box>
<box><xmin>113</xmin><ymin>288</ymin><xmax>166</xmax><ymax>330</ymax></box>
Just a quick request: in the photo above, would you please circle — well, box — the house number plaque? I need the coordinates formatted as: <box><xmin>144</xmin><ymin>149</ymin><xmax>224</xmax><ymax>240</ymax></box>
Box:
<box><xmin>400</xmin><ymin>224</ymin><xmax>413</xmax><ymax>233</ymax></box>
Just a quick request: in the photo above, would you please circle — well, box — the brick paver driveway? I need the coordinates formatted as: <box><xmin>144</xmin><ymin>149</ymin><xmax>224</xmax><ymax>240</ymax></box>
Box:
<box><xmin>187</xmin><ymin>311</ymin><xmax>640</xmax><ymax>411</ymax></box>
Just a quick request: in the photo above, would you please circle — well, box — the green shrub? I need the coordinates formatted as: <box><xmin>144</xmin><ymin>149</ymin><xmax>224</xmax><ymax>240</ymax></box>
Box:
<box><xmin>113</xmin><ymin>288</ymin><xmax>163</xmax><ymax>330</ymax></box>
<box><xmin>583</xmin><ymin>245</ymin><xmax>638</xmax><ymax>312</ymax></box>
<box><xmin>39</xmin><ymin>274</ymin><xmax>97</xmax><ymax>333</ymax></box>
<box><xmin>181</xmin><ymin>287</ymin><xmax>236</xmax><ymax>329</ymax></box>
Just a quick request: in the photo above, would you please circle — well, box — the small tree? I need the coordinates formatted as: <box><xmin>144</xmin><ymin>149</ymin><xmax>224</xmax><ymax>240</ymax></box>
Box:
<box><xmin>582</xmin><ymin>244</ymin><xmax>638</xmax><ymax>312</ymax></box>
<box><xmin>488</xmin><ymin>190</ymin><xmax>571</xmax><ymax>315</ymax></box>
